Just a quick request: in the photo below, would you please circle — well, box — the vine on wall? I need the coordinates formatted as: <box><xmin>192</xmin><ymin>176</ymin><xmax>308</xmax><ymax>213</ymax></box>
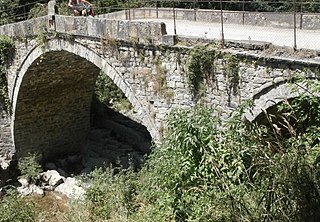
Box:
<box><xmin>187</xmin><ymin>46</ymin><xmax>217</xmax><ymax>101</ymax></box>
<box><xmin>94</xmin><ymin>71</ymin><xmax>132</xmax><ymax>111</ymax></box>
<box><xmin>224</xmin><ymin>53</ymin><xmax>240</xmax><ymax>95</ymax></box>
<box><xmin>187</xmin><ymin>46</ymin><xmax>241</xmax><ymax>103</ymax></box>
<box><xmin>0</xmin><ymin>35</ymin><xmax>15</xmax><ymax>112</ymax></box>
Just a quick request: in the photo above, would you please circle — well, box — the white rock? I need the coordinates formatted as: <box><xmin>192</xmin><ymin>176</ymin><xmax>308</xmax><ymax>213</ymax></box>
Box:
<box><xmin>17</xmin><ymin>184</ymin><xmax>44</xmax><ymax>196</ymax></box>
<box><xmin>18</xmin><ymin>177</ymin><xmax>29</xmax><ymax>187</ymax></box>
<box><xmin>55</xmin><ymin>177</ymin><xmax>85</xmax><ymax>200</ymax></box>
<box><xmin>41</xmin><ymin>170</ymin><xmax>65</xmax><ymax>187</ymax></box>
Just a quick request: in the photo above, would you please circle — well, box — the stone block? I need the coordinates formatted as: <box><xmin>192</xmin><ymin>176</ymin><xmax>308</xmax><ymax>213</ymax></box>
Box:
<box><xmin>162</xmin><ymin>35</ymin><xmax>176</xmax><ymax>46</ymax></box>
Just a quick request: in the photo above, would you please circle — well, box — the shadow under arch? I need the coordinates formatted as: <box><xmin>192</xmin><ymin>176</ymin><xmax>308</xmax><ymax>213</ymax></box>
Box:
<box><xmin>11</xmin><ymin>38</ymin><xmax>156</xmax><ymax>164</ymax></box>
<box><xmin>245</xmin><ymin>78</ymin><xmax>320</xmax><ymax>122</ymax></box>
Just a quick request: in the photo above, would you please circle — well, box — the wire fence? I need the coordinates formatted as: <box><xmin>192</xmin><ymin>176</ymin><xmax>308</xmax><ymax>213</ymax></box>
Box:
<box><xmin>0</xmin><ymin>0</ymin><xmax>47</xmax><ymax>24</ymax></box>
<box><xmin>1</xmin><ymin>0</ymin><xmax>320</xmax><ymax>50</ymax></box>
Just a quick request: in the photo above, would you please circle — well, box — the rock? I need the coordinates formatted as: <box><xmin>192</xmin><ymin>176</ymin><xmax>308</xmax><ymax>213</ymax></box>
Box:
<box><xmin>18</xmin><ymin>177</ymin><xmax>29</xmax><ymax>187</ymax></box>
<box><xmin>41</xmin><ymin>170</ymin><xmax>65</xmax><ymax>188</ymax></box>
<box><xmin>57</xmin><ymin>168</ymin><xmax>69</xmax><ymax>178</ymax></box>
<box><xmin>45</xmin><ymin>162</ymin><xmax>57</xmax><ymax>170</ymax></box>
<box><xmin>56</xmin><ymin>158</ymin><xmax>68</xmax><ymax>169</ymax></box>
<box><xmin>55</xmin><ymin>177</ymin><xmax>85</xmax><ymax>200</ymax></box>
<box><xmin>67</xmin><ymin>154</ymin><xmax>82</xmax><ymax>164</ymax></box>
<box><xmin>17</xmin><ymin>184</ymin><xmax>44</xmax><ymax>196</ymax></box>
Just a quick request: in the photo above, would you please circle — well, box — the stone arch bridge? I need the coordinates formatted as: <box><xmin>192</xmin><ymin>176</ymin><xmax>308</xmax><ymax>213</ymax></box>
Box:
<box><xmin>0</xmin><ymin>11</ymin><xmax>319</xmax><ymax>168</ymax></box>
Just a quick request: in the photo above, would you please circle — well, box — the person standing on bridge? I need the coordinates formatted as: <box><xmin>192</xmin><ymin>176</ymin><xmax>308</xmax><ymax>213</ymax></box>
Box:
<box><xmin>68</xmin><ymin>0</ymin><xmax>93</xmax><ymax>16</ymax></box>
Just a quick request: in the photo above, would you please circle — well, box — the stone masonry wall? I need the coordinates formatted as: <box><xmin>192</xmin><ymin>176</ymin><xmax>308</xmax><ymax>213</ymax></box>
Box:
<box><xmin>0</xmin><ymin>107</ymin><xmax>13</xmax><ymax>169</ymax></box>
<box><xmin>0</xmin><ymin>15</ymin><xmax>167</xmax><ymax>46</ymax></box>
<box><xmin>72</xmin><ymin>37</ymin><xmax>320</xmax><ymax>131</ymax></box>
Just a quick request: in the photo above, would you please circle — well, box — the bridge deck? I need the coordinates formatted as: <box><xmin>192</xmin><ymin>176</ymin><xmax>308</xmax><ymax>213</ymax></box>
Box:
<box><xmin>136</xmin><ymin>18</ymin><xmax>320</xmax><ymax>51</ymax></box>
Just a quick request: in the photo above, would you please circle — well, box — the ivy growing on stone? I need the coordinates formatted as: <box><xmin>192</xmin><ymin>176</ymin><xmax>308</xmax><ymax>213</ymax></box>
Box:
<box><xmin>94</xmin><ymin>71</ymin><xmax>131</xmax><ymax>111</ymax></box>
<box><xmin>35</xmin><ymin>25</ymin><xmax>49</xmax><ymax>49</ymax></box>
<box><xmin>0</xmin><ymin>35</ymin><xmax>15</xmax><ymax>112</ymax></box>
<box><xmin>224</xmin><ymin>53</ymin><xmax>240</xmax><ymax>95</ymax></box>
<box><xmin>187</xmin><ymin>45</ymin><xmax>217</xmax><ymax>101</ymax></box>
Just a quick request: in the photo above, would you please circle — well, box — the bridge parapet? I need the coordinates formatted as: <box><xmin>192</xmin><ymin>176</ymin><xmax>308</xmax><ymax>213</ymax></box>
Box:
<box><xmin>0</xmin><ymin>16</ymin><xmax>48</xmax><ymax>38</ymax></box>
<box><xmin>0</xmin><ymin>14</ymin><xmax>167</xmax><ymax>45</ymax></box>
<box><xmin>55</xmin><ymin>15</ymin><xmax>166</xmax><ymax>44</ymax></box>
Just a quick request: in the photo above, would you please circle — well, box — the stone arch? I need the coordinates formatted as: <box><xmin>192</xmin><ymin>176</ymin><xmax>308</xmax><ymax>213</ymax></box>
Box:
<box><xmin>245</xmin><ymin>79</ymin><xmax>320</xmax><ymax>122</ymax></box>
<box><xmin>12</xmin><ymin>38</ymin><xmax>159</xmax><ymax>159</ymax></box>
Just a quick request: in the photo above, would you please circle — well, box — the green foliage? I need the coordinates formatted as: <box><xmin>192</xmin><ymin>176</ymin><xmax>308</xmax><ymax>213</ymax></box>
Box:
<box><xmin>134</xmin><ymin>91</ymin><xmax>320</xmax><ymax>221</ymax></box>
<box><xmin>27</xmin><ymin>3</ymin><xmax>47</xmax><ymax>19</ymax></box>
<box><xmin>67</xmin><ymin>76</ymin><xmax>320</xmax><ymax>221</ymax></box>
<box><xmin>187</xmin><ymin>46</ymin><xmax>216</xmax><ymax>100</ymax></box>
<box><xmin>0</xmin><ymin>35</ymin><xmax>15</xmax><ymax>112</ymax></box>
<box><xmin>136</xmin><ymin>106</ymin><xmax>224</xmax><ymax>221</ymax></box>
<box><xmin>0</xmin><ymin>189</ymin><xmax>36</xmax><ymax>222</ymax></box>
<box><xmin>94</xmin><ymin>71</ymin><xmax>132</xmax><ymax>111</ymax></box>
<box><xmin>35</xmin><ymin>25</ymin><xmax>49</xmax><ymax>48</ymax></box>
<box><xmin>0</xmin><ymin>0</ymin><xmax>19</xmax><ymax>25</ymax></box>
<box><xmin>84</xmin><ymin>167</ymin><xmax>138</xmax><ymax>221</ymax></box>
<box><xmin>224</xmin><ymin>53</ymin><xmax>240</xmax><ymax>95</ymax></box>
<box><xmin>18</xmin><ymin>153</ymin><xmax>42</xmax><ymax>183</ymax></box>
<box><xmin>153</xmin><ymin>57</ymin><xmax>168</xmax><ymax>96</ymax></box>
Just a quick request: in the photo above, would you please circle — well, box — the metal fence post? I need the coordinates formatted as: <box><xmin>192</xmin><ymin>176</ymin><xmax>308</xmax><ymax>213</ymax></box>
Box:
<box><xmin>242</xmin><ymin>0</ymin><xmax>245</xmax><ymax>25</ymax></box>
<box><xmin>156</xmin><ymin>0</ymin><xmax>158</xmax><ymax>18</ymax></box>
<box><xmin>193</xmin><ymin>0</ymin><xmax>196</xmax><ymax>21</ymax></box>
<box><xmin>220</xmin><ymin>0</ymin><xmax>225</xmax><ymax>46</ymax></box>
<box><xmin>173</xmin><ymin>1</ymin><xmax>177</xmax><ymax>35</ymax></box>
<box><xmin>128</xmin><ymin>0</ymin><xmax>131</xmax><ymax>20</ymax></box>
<box><xmin>293</xmin><ymin>0</ymin><xmax>297</xmax><ymax>50</ymax></box>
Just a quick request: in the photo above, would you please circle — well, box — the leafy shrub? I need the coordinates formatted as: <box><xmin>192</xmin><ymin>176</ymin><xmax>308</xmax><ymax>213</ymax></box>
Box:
<box><xmin>187</xmin><ymin>46</ymin><xmax>217</xmax><ymax>100</ymax></box>
<box><xmin>0</xmin><ymin>189</ymin><xmax>36</xmax><ymax>222</ymax></box>
<box><xmin>94</xmin><ymin>71</ymin><xmax>132</xmax><ymax>111</ymax></box>
<box><xmin>133</xmin><ymin>88</ymin><xmax>320</xmax><ymax>222</ymax></box>
<box><xmin>18</xmin><ymin>153</ymin><xmax>42</xmax><ymax>183</ymax></box>
<box><xmin>78</xmin><ymin>86</ymin><xmax>320</xmax><ymax>221</ymax></box>
<box><xmin>84</xmin><ymin>167</ymin><xmax>138</xmax><ymax>221</ymax></box>
<box><xmin>0</xmin><ymin>35</ymin><xmax>14</xmax><ymax>111</ymax></box>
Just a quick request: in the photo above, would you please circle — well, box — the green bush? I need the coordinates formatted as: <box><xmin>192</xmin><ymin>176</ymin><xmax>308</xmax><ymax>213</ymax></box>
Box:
<box><xmin>0</xmin><ymin>35</ymin><xmax>14</xmax><ymax>111</ymax></box>
<box><xmin>0</xmin><ymin>189</ymin><xmax>36</xmax><ymax>222</ymax></box>
<box><xmin>94</xmin><ymin>71</ymin><xmax>132</xmax><ymax>111</ymax></box>
<box><xmin>77</xmin><ymin>87</ymin><xmax>320</xmax><ymax>221</ymax></box>
<box><xmin>84</xmin><ymin>167</ymin><xmax>138</xmax><ymax>221</ymax></box>
<box><xmin>187</xmin><ymin>46</ymin><xmax>217</xmax><ymax>100</ymax></box>
<box><xmin>18</xmin><ymin>153</ymin><xmax>42</xmax><ymax>183</ymax></box>
<box><xmin>133</xmin><ymin>91</ymin><xmax>320</xmax><ymax>221</ymax></box>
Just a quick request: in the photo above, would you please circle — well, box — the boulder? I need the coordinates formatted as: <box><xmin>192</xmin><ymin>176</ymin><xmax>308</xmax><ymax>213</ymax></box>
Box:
<box><xmin>41</xmin><ymin>170</ymin><xmax>65</xmax><ymax>188</ymax></box>
<box><xmin>18</xmin><ymin>177</ymin><xmax>29</xmax><ymax>187</ymax></box>
<box><xmin>45</xmin><ymin>162</ymin><xmax>57</xmax><ymax>170</ymax></box>
<box><xmin>55</xmin><ymin>177</ymin><xmax>85</xmax><ymax>200</ymax></box>
<box><xmin>17</xmin><ymin>184</ymin><xmax>44</xmax><ymax>196</ymax></box>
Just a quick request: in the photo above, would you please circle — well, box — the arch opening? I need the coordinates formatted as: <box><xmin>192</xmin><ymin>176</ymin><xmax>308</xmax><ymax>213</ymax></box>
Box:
<box><xmin>253</xmin><ymin>96</ymin><xmax>320</xmax><ymax>142</ymax></box>
<box><xmin>14</xmin><ymin>51</ymin><xmax>100</xmax><ymax>160</ymax></box>
<box><xmin>13</xmin><ymin>49</ymin><xmax>152</xmax><ymax>175</ymax></box>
